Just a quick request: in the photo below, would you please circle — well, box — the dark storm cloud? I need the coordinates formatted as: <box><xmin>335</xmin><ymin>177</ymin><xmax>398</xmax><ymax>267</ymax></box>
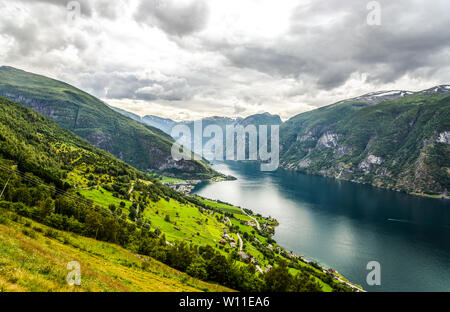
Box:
<box><xmin>209</xmin><ymin>0</ymin><xmax>450</xmax><ymax>90</ymax></box>
<box><xmin>2</xmin><ymin>0</ymin><xmax>450</xmax><ymax>119</ymax></box>
<box><xmin>134</xmin><ymin>0</ymin><xmax>210</xmax><ymax>36</ymax></box>
<box><xmin>72</xmin><ymin>71</ymin><xmax>195</xmax><ymax>102</ymax></box>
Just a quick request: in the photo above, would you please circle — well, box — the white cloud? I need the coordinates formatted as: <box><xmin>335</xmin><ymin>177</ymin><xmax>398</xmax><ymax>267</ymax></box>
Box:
<box><xmin>1</xmin><ymin>0</ymin><xmax>450</xmax><ymax>121</ymax></box>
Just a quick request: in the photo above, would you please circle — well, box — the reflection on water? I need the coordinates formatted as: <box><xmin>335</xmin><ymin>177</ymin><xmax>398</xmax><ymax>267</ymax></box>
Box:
<box><xmin>193</xmin><ymin>161</ymin><xmax>450</xmax><ymax>292</ymax></box>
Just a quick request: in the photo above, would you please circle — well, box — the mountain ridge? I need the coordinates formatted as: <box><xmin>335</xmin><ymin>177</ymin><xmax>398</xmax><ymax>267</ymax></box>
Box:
<box><xmin>279</xmin><ymin>88</ymin><xmax>450</xmax><ymax>198</ymax></box>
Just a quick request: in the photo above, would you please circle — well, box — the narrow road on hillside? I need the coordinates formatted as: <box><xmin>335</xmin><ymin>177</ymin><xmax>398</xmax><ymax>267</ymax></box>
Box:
<box><xmin>240</xmin><ymin>208</ymin><xmax>261</xmax><ymax>231</ymax></box>
<box><xmin>236</xmin><ymin>233</ymin><xmax>243</xmax><ymax>251</ymax></box>
<box><xmin>128</xmin><ymin>182</ymin><xmax>134</xmax><ymax>196</ymax></box>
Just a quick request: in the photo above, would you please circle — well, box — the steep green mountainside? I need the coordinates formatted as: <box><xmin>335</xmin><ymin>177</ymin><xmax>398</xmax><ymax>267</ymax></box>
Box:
<box><xmin>240</xmin><ymin>113</ymin><xmax>282</xmax><ymax>127</ymax></box>
<box><xmin>0</xmin><ymin>96</ymin><xmax>356</xmax><ymax>292</ymax></box>
<box><xmin>280</xmin><ymin>88</ymin><xmax>450</xmax><ymax>198</ymax></box>
<box><xmin>0</xmin><ymin>66</ymin><xmax>218</xmax><ymax>180</ymax></box>
<box><xmin>108</xmin><ymin>105</ymin><xmax>142</xmax><ymax>123</ymax></box>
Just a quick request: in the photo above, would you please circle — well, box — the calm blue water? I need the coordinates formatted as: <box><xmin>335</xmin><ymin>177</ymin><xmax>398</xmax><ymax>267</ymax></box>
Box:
<box><xmin>193</xmin><ymin>161</ymin><xmax>450</xmax><ymax>292</ymax></box>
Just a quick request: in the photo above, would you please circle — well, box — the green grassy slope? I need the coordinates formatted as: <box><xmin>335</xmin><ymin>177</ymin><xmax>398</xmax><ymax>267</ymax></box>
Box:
<box><xmin>0</xmin><ymin>66</ymin><xmax>218</xmax><ymax>180</ymax></box>
<box><xmin>0</xmin><ymin>209</ymin><xmax>231</xmax><ymax>292</ymax></box>
<box><xmin>280</xmin><ymin>90</ymin><xmax>450</xmax><ymax>197</ymax></box>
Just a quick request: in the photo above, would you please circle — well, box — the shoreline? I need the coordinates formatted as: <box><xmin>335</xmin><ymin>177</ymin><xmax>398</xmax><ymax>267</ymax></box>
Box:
<box><xmin>191</xmin><ymin>189</ymin><xmax>364</xmax><ymax>292</ymax></box>
<box><xmin>281</xmin><ymin>167</ymin><xmax>449</xmax><ymax>201</ymax></box>
<box><xmin>164</xmin><ymin>163</ymin><xmax>365</xmax><ymax>291</ymax></box>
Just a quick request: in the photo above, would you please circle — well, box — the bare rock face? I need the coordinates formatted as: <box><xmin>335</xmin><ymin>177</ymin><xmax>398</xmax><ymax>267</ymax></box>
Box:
<box><xmin>316</xmin><ymin>132</ymin><xmax>338</xmax><ymax>148</ymax></box>
<box><xmin>297</xmin><ymin>158</ymin><xmax>311</xmax><ymax>168</ymax></box>
<box><xmin>297</xmin><ymin>132</ymin><xmax>316</xmax><ymax>142</ymax></box>
<box><xmin>0</xmin><ymin>91</ymin><xmax>75</xmax><ymax>123</ymax></box>
<box><xmin>358</xmin><ymin>154</ymin><xmax>383</xmax><ymax>171</ymax></box>
<box><xmin>334</xmin><ymin>145</ymin><xmax>351</xmax><ymax>157</ymax></box>
<box><xmin>436</xmin><ymin>132</ymin><xmax>450</xmax><ymax>144</ymax></box>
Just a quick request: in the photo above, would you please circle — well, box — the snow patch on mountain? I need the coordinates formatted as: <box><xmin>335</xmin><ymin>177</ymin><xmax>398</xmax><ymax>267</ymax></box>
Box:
<box><xmin>418</xmin><ymin>85</ymin><xmax>450</xmax><ymax>95</ymax></box>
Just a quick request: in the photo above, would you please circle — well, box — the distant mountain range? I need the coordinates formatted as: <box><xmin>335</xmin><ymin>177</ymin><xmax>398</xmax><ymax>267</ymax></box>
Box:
<box><xmin>111</xmin><ymin>107</ymin><xmax>282</xmax><ymax>160</ymax></box>
<box><xmin>0</xmin><ymin>66</ymin><xmax>221</xmax><ymax>180</ymax></box>
<box><xmin>109</xmin><ymin>107</ymin><xmax>282</xmax><ymax>136</ymax></box>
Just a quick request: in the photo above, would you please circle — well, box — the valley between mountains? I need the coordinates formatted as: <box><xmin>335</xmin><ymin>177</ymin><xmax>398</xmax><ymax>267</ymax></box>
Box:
<box><xmin>113</xmin><ymin>83</ymin><xmax>450</xmax><ymax>199</ymax></box>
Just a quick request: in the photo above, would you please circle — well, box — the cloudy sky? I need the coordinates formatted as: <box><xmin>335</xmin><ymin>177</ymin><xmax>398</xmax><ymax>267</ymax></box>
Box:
<box><xmin>1</xmin><ymin>0</ymin><xmax>450</xmax><ymax>120</ymax></box>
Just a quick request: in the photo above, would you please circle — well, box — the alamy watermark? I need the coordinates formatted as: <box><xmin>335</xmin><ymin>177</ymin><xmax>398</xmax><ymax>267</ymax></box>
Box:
<box><xmin>366</xmin><ymin>261</ymin><xmax>381</xmax><ymax>286</ymax></box>
<box><xmin>367</xmin><ymin>1</ymin><xmax>381</xmax><ymax>26</ymax></box>
<box><xmin>67</xmin><ymin>1</ymin><xmax>81</xmax><ymax>24</ymax></box>
<box><xmin>171</xmin><ymin>121</ymin><xmax>280</xmax><ymax>171</ymax></box>
<box><xmin>67</xmin><ymin>261</ymin><xmax>81</xmax><ymax>286</ymax></box>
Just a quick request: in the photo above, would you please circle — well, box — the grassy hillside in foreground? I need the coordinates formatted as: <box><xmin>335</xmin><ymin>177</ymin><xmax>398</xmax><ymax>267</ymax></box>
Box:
<box><xmin>0</xmin><ymin>66</ymin><xmax>220</xmax><ymax>180</ymax></box>
<box><xmin>280</xmin><ymin>90</ymin><xmax>450</xmax><ymax>198</ymax></box>
<box><xmin>0</xmin><ymin>208</ymin><xmax>230</xmax><ymax>292</ymax></box>
<box><xmin>0</xmin><ymin>96</ymin><xmax>357</xmax><ymax>292</ymax></box>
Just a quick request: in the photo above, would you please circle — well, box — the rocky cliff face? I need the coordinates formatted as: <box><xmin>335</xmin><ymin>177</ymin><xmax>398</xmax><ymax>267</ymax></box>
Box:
<box><xmin>317</xmin><ymin>132</ymin><xmax>339</xmax><ymax>148</ymax></box>
<box><xmin>436</xmin><ymin>132</ymin><xmax>450</xmax><ymax>144</ymax></box>
<box><xmin>280</xmin><ymin>87</ymin><xmax>450</xmax><ymax>198</ymax></box>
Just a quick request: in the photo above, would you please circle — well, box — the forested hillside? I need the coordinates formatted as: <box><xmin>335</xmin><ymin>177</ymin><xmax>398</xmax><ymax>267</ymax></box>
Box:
<box><xmin>0</xmin><ymin>96</ymin><xmax>355</xmax><ymax>292</ymax></box>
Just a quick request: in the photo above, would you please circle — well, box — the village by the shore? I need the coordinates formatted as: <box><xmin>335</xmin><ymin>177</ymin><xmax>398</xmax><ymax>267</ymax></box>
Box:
<box><xmin>163</xmin><ymin>179</ymin><xmax>363</xmax><ymax>291</ymax></box>
<box><xmin>162</xmin><ymin>180</ymin><xmax>202</xmax><ymax>194</ymax></box>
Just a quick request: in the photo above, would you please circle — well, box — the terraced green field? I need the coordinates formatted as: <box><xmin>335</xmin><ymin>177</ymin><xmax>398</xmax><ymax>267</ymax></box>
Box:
<box><xmin>0</xmin><ymin>208</ymin><xmax>231</xmax><ymax>292</ymax></box>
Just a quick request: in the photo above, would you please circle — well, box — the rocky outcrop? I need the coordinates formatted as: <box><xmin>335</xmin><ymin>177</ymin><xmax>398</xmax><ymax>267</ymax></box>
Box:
<box><xmin>297</xmin><ymin>158</ymin><xmax>311</xmax><ymax>168</ymax></box>
<box><xmin>358</xmin><ymin>155</ymin><xmax>383</xmax><ymax>172</ymax></box>
<box><xmin>316</xmin><ymin>132</ymin><xmax>338</xmax><ymax>148</ymax></box>
<box><xmin>436</xmin><ymin>132</ymin><xmax>450</xmax><ymax>144</ymax></box>
<box><xmin>334</xmin><ymin>145</ymin><xmax>351</xmax><ymax>157</ymax></box>
<box><xmin>297</xmin><ymin>132</ymin><xmax>316</xmax><ymax>142</ymax></box>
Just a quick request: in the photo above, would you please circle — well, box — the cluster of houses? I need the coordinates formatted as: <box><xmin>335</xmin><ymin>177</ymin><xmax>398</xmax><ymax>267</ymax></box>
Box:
<box><xmin>261</xmin><ymin>222</ymin><xmax>274</xmax><ymax>232</ymax></box>
<box><xmin>244</xmin><ymin>220</ymin><xmax>257</xmax><ymax>227</ymax></box>
<box><xmin>238</xmin><ymin>250</ymin><xmax>257</xmax><ymax>264</ymax></box>
<box><xmin>284</xmin><ymin>250</ymin><xmax>298</xmax><ymax>259</ymax></box>
<box><xmin>163</xmin><ymin>180</ymin><xmax>201</xmax><ymax>194</ymax></box>
<box><xmin>264</xmin><ymin>242</ymin><xmax>300</xmax><ymax>260</ymax></box>
<box><xmin>219</xmin><ymin>228</ymin><xmax>259</xmax><ymax>264</ymax></box>
<box><xmin>219</xmin><ymin>229</ymin><xmax>237</xmax><ymax>249</ymax></box>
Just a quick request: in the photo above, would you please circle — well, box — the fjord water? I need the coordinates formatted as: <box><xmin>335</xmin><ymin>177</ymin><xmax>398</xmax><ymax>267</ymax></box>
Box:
<box><xmin>193</xmin><ymin>161</ymin><xmax>450</xmax><ymax>292</ymax></box>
